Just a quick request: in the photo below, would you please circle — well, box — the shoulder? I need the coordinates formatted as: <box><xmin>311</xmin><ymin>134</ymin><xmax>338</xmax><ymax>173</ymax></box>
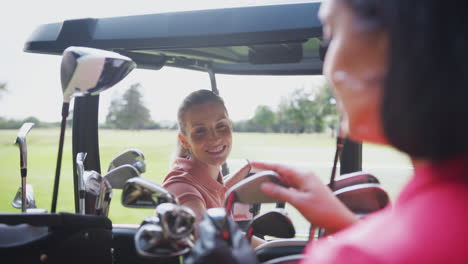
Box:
<box><xmin>164</xmin><ymin>181</ymin><xmax>199</xmax><ymax>195</ymax></box>
<box><xmin>400</xmin><ymin>181</ymin><xmax>468</xmax><ymax>239</ymax></box>
<box><xmin>163</xmin><ymin>180</ymin><xmax>206</xmax><ymax>207</ymax></box>
<box><xmin>403</xmin><ymin>180</ymin><xmax>468</xmax><ymax>225</ymax></box>
<box><xmin>337</xmin><ymin>182</ymin><xmax>468</xmax><ymax>263</ymax></box>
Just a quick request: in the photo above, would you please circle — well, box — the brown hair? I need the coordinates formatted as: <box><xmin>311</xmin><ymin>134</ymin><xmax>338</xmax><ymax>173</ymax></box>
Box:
<box><xmin>175</xmin><ymin>89</ymin><xmax>228</xmax><ymax>159</ymax></box>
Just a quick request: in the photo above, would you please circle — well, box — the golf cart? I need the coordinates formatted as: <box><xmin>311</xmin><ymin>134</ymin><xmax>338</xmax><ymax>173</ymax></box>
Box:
<box><xmin>1</xmin><ymin>2</ymin><xmax>388</xmax><ymax>263</ymax></box>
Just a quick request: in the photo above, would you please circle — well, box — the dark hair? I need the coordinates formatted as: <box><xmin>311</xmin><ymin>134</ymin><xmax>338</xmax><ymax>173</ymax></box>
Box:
<box><xmin>175</xmin><ymin>89</ymin><xmax>228</xmax><ymax>158</ymax></box>
<box><xmin>343</xmin><ymin>0</ymin><xmax>468</xmax><ymax>160</ymax></box>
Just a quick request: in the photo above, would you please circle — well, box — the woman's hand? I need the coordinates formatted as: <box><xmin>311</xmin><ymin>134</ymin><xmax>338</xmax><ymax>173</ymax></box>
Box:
<box><xmin>250</xmin><ymin>161</ymin><xmax>358</xmax><ymax>234</ymax></box>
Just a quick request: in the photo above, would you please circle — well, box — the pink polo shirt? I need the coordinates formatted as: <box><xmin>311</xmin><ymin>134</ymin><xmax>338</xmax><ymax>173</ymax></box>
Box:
<box><xmin>162</xmin><ymin>158</ymin><xmax>227</xmax><ymax>209</ymax></box>
<box><xmin>302</xmin><ymin>157</ymin><xmax>468</xmax><ymax>264</ymax></box>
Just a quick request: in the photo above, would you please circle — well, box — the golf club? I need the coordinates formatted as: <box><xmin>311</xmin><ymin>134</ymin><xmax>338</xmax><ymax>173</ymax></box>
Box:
<box><xmin>51</xmin><ymin>46</ymin><xmax>136</xmax><ymax>213</ymax></box>
<box><xmin>135</xmin><ymin>223</ymin><xmax>165</xmax><ymax>255</ymax></box>
<box><xmin>82</xmin><ymin>169</ymin><xmax>102</xmax><ymax>214</ymax></box>
<box><xmin>316</xmin><ymin>183</ymin><xmax>390</xmax><ymax>238</ymax></box>
<box><xmin>135</xmin><ymin>205</ymin><xmax>195</xmax><ymax>258</ymax></box>
<box><xmin>101</xmin><ymin>187</ymin><xmax>113</xmax><ymax>217</ymax></box>
<box><xmin>104</xmin><ymin>164</ymin><xmax>140</xmax><ymax>189</ymax></box>
<box><xmin>14</xmin><ymin>122</ymin><xmax>34</xmax><ymax>212</ymax></box>
<box><xmin>108</xmin><ymin>149</ymin><xmax>146</xmax><ymax>173</ymax></box>
<box><xmin>328</xmin><ymin>126</ymin><xmax>345</xmax><ymax>191</ymax></box>
<box><xmin>76</xmin><ymin>152</ymin><xmax>87</xmax><ymax>214</ymax></box>
<box><xmin>224</xmin><ymin>170</ymin><xmax>288</xmax><ymax>214</ymax></box>
<box><xmin>205</xmin><ymin>208</ymin><xmax>231</xmax><ymax>242</ymax></box>
<box><xmin>135</xmin><ymin>219</ymin><xmax>194</xmax><ymax>258</ymax></box>
<box><xmin>98</xmin><ymin>164</ymin><xmax>141</xmax><ymax>216</ymax></box>
<box><xmin>246</xmin><ymin>209</ymin><xmax>295</xmax><ymax>242</ymax></box>
<box><xmin>155</xmin><ymin>203</ymin><xmax>196</xmax><ymax>240</ymax></box>
<box><xmin>11</xmin><ymin>184</ymin><xmax>36</xmax><ymax>210</ymax></box>
<box><xmin>95</xmin><ymin>178</ymin><xmax>112</xmax><ymax>216</ymax></box>
<box><xmin>334</xmin><ymin>183</ymin><xmax>389</xmax><ymax>215</ymax></box>
<box><xmin>122</xmin><ymin>177</ymin><xmax>176</xmax><ymax>208</ymax></box>
<box><xmin>329</xmin><ymin>172</ymin><xmax>379</xmax><ymax>192</ymax></box>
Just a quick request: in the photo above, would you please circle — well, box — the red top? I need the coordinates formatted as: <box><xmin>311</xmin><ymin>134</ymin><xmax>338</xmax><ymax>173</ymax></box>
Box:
<box><xmin>162</xmin><ymin>158</ymin><xmax>226</xmax><ymax>208</ymax></box>
<box><xmin>302</xmin><ymin>157</ymin><xmax>468</xmax><ymax>264</ymax></box>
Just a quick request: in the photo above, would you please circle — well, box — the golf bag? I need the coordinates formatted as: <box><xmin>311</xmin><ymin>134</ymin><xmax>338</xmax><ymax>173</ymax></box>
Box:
<box><xmin>0</xmin><ymin>213</ymin><xmax>112</xmax><ymax>264</ymax></box>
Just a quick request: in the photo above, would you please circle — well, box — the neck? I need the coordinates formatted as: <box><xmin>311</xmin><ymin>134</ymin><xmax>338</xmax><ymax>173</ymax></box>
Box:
<box><xmin>206</xmin><ymin>164</ymin><xmax>220</xmax><ymax>181</ymax></box>
<box><xmin>191</xmin><ymin>157</ymin><xmax>220</xmax><ymax>181</ymax></box>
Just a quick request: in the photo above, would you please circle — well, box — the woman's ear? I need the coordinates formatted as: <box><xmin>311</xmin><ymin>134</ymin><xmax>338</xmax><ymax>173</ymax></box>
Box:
<box><xmin>178</xmin><ymin>133</ymin><xmax>190</xmax><ymax>150</ymax></box>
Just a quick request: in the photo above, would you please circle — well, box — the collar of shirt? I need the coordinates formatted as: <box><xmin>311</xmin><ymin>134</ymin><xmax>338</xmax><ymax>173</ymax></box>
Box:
<box><xmin>173</xmin><ymin>157</ymin><xmax>225</xmax><ymax>191</ymax></box>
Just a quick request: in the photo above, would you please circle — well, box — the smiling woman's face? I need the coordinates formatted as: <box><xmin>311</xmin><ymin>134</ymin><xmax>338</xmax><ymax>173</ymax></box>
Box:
<box><xmin>319</xmin><ymin>0</ymin><xmax>388</xmax><ymax>144</ymax></box>
<box><xmin>179</xmin><ymin>101</ymin><xmax>232</xmax><ymax>168</ymax></box>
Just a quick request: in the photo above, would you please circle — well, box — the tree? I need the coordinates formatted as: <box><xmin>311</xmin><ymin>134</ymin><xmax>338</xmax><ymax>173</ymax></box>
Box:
<box><xmin>312</xmin><ymin>83</ymin><xmax>339</xmax><ymax>134</ymax></box>
<box><xmin>277</xmin><ymin>88</ymin><xmax>314</xmax><ymax>133</ymax></box>
<box><xmin>251</xmin><ymin>105</ymin><xmax>276</xmax><ymax>132</ymax></box>
<box><xmin>0</xmin><ymin>82</ymin><xmax>6</xmax><ymax>99</ymax></box>
<box><xmin>276</xmin><ymin>85</ymin><xmax>338</xmax><ymax>133</ymax></box>
<box><xmin>106</xmin><ymin>83</ymin><xmax>153</xmax><ymax>129</ymax></box>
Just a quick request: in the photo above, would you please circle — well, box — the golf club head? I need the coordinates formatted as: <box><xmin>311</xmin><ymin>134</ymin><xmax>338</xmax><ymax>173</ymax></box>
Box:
<box><xmin>11</xmin><ymin>184</ymin><xmax>36</xmax><ymax>209</ymax></box>
<box><xmin>104</xmin><ymin>164</ymin><xmax>140</xmax><ymax>189</ymax></box>
<box><xmin>96</xmin><ymin>179</ymin><xmax>112</xmax><ymax>216</ymax></box>
<box><xmin>205</xmin><ymin>208</ymin><xmax>231</xmax><ymax>242</ymax></box>
<box><xmin>135</xmin><ymin>221</ymin><xmax>194</xmax><ymax>258</ymax></box>
<box><xmin>61</xmin><ymin>46</ymin><xmax>136</xmax><ymax>103</ymax></box>
<box><xmin>155</xmin><ymin>203</ymin><xmax>196</xmax><ymax>240</ymax></box>
<box><xmin>76</xmin><ymin>152</ymin><xmax>87</xmax><ymax>214</ymax></box>
<box><xmin>14</xmin><ymin>122</ymin><xmax>34</xmax><ymax>170</ymax></box>
<box><xmin>328</xmin><ymin>171</ymin><xmax>379</xmax><ymax>191</ymax></box>
<box><xmin>334</xmin><ymin>183</ymin><xmax>390</xmax><ymax>215</ymax></box>
<box><xmin>247</xmin><ymin>209</ymin><xmax>295</xmax><ymax>241</ymax></box>
<box><xmin>83</xmin><ymin>170</ymin><xmax>102</xmax><ymax>214</ymax></box>
<box><xmin>99</xmin><ymin>184</ymin><xmax>113</xmax><ymax>217</ymax></box>
<box><xmin>122</xmin><ymin>177</ymin><xmax>176</xmax><ymax>208</ymax></box>
<box><xmin>225</xmin><ymin>170</ymin><xmax>287</xmax><ymax>207</ymax></box>
<box><xmin>108</xmin><ymin>149</ymin><xmax>146</xmax><ymax>174</ymax></box>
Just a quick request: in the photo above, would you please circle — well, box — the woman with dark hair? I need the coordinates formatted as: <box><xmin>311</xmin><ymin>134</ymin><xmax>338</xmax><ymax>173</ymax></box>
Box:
<box><xmin>252</xmin><ymin>0</ymin><xmax>468</xmax><ymax>262</ymax></box>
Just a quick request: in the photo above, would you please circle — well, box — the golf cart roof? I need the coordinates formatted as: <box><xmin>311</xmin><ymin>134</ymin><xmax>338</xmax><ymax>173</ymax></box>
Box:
<box><xmin>24</xmin><ymin>2</ymin><xmax>323</xmax><ymax>75</ymax></box>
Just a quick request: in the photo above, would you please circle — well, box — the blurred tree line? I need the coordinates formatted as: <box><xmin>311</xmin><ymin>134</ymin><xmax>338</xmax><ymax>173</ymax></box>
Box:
<box><xmin>234</xmin><ymin>84</ymin><xmax>338</xmax><ymax>134</ymax></box>
<box><xmin>1</xmin><ymin>81</ymin><xmax>338</xmax><ymax>133</ymax></box>
<box><xmin>0</xmin><ymin>116</ymin><xmax>59</xmax><ymax>129</ymax></box>
<box><xmin>1</xmin><ymin>83</ymin><xmax>55</xmax><ymax>128</ymax></box>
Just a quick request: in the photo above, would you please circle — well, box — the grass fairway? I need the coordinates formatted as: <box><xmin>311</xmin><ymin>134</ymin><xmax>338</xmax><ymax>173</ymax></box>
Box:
<box><xmin>0</xmin><ymin>128</ymin><xmax>412</xmax><ymax>234</ymax></box>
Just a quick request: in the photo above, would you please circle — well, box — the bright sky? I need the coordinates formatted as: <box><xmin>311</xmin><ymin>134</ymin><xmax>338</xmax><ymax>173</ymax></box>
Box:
<box><xmin>0</xmin><ymin>0</ymin><xmax>325</xmax><ymax>123</ymax></box>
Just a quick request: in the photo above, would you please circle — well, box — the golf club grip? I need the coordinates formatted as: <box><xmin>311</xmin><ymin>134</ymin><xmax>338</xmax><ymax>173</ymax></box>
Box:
<box><xmin>51</xmin><ymin>103</ymin><xmax>69</xmax><ymax>213</ymax></box>
<box><xmin>328</xmin><ymin>135</ymin><xmax>344</xmax><ymax>191</ymax></box>
<box><xmin>79</xmin><ymin>190</ymin><xmax>86</xmax><ymax>214</ymax></box>
<box><xmin>22</xmin><ymin>177</ymin><xmax>27</xmax><ymax>212</ymax></box>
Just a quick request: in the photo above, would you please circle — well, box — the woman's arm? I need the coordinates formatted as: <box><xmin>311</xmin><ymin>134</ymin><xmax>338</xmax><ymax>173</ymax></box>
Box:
<box><xmin>181</xmin><ymin>199</ymin><xmax>207</xmax><ymax>223</ymax></box>
<box><xmin>250</xmin><ymin>161</ymin><xmax>358</xmax><ymax>234</ymax></box>
<box><xmin>180</xmin><ymin>199</ymin><xmax>207</xmax><ymax>237</ymax></box>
